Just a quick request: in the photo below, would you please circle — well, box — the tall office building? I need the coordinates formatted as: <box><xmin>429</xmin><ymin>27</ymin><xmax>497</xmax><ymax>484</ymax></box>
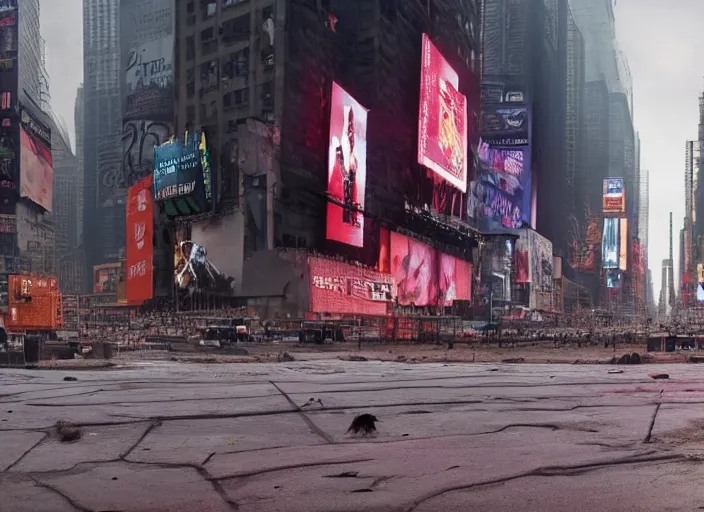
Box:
<box><xmin>74</xmin><ymin>85</ymin><xmax>84</xmax><ymax>245</ymax></box>
<box><xmin>51</xmin><ymin>115</ymin><xmax>82</xmax><ymax>294</ymax></box>
<box><xmin>82</xmin><ymin>0</ymin><xmax>123</xmax><ymax>290</ymax></box>
<box><xmin>565</xmin><ymin>6</ymin><xmax>585</xmax><ymax>227</ymax></box>
<box><xmin>18</xmin><ymin>0</ymin><xmax>49</xmax><ymax>109</ymax></box>
<box><xmin>481</xmin><ymin>0</ymin><xmax>569</xmax><ymax>256</ymax></box>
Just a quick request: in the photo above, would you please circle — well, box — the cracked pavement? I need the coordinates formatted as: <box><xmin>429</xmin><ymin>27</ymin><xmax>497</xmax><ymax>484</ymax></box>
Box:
<box><xmin>3</xmin><ymin>360</ymin><xmax>704</xmax><ymax>511</ymax></box>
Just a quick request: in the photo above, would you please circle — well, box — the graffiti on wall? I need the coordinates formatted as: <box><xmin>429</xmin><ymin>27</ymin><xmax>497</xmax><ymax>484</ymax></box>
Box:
<box><xmin>122</xmin><ymin>120</ymin><xmax>171</xmax><ymax>185</ymax></box>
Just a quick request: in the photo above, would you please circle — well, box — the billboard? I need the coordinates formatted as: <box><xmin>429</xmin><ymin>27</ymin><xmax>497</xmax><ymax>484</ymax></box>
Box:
<box><xmin>153</xmin><ymin>131</ymin><xmax>214</xmax><ymax>216</ymax></box>
<box><xmin>417</xmin><ymin>33</ymin><xmax>468</xmax><ymax>192</ymax></box>
<box><xmin>438</xmin><ymin>253</ymin><xmax>472</xmax><ymax>306</ymax></box>
<box><xmin>603</xmin><ymin>178</ymin><xmax>625</xmax><ymax>213</ymax></box>
<box><xmin>120</xmin><ymin>0</ymin><xmax>174</xmax><ymax>188</ymax></box>
<box><xmin>606</xmin><ymin>269</ymin><xmax>622</xmax><ymax>289</ymax></box>
<box><xmin>326</xmin><ymin>82</ymin><xmax>368</xmax><ymax>247</ymax></box>
<box><xmin>126</xmin><ymin>175</ymin><xmax>154</xmax><ymax>304</ymax></box>
<box><xmin>391</xmin><ymin>232</ymin><xmax>438</xmax><ymax>306</ymax></box>
<box><xmin>19</xmin><ymin>105</ymin><xmax>52</xmax><ymax>212</ymax></box>
<box><xmin>619</xmin><ymin>218</ymin><xmax>628</xmax><ymax>271</ymax></box>
<box><xmin>93</xmin><ymin>263</ymin><xmax>121</xmax><ymax>294</ymax></box>
<box><xmin>481</xmin><ymin>105</ymin><xmax>530</xmax><ymax>146</ymax></box>
<box><xmin>528</xmin><ymin>229</ymin><xmax>553</xmax><ymax>295</ymax></box>
<box><xmin>189</xmin><ymin>215</ymin><xmax>238</xmax><ymax>293</ymax></box>
<box><xmin>174</xmin><ymin>239</ymin><xmax>234</xmax><ymax>294</ymax></box>
<box><xmin>308</xmin><ymin>257</ymin><xmax>393</xmax><ymax>316</ymax></box>
<box><xmin>514</xmin><ymin>230</ymin><xmax>530</xmax><ymax>283</ymax></box>
<box><xmin>471</xmin><ymin>139</ymin><xmax>531</xmax><ymax>230</ymax></box>
<box><xmin>569</xmin><ymin>217</ymin><xmax>601</xmax><ymax>273</ymax></box>
<box><xmin>602</xmin><ymin>218</ymin><xmax>619</xmax><ymax>269</ymax></box>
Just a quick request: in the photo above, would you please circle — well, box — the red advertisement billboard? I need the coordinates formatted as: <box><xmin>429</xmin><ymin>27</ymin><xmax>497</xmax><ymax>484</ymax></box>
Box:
<box><xmin>326</xmin><ymin>82</ymin><xmax>368</xmax><ymax>248</ymax></box>
<box><xmin>19</xmin><ymin>106</ymin><xmax>53</xmax><ymax>212</ymax></box>
<box><xmin>126</xmin><ymin>175</ymin><xmax>154</xmax><ymax>304</ymax></box>
<box><xmin>391</xmin><ymin>232</ymin><xmax>437</xmax><ymax>306</ymax></box>
<box><xmin>438</xmin><ymin>253</ymin><xmax>472</xmax><ymax>306</ymax></box>
<box><xmin>417</xmin><ymin>33</ymin><xmax>468</xmax><ymax>192</ymax></box>
<box><xmin>308</xmin><ymin>257</ymin><xmax>393</xmax><ymax>316</ymax></box>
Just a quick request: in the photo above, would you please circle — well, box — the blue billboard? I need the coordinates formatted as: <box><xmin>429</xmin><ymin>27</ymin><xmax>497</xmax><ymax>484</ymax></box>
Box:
<box><xmin>153</xmin><ymin>131</ymin><xmax>214</xmax><ymax>217</ymax></box>
<box><xmin>602</xmin><ymin>218</ymin><xmax>619</xmax><ymax>269</ymax></box>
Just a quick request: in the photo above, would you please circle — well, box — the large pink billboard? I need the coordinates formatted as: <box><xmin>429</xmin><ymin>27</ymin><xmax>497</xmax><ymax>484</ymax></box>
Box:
<box><xmin>417</xmin><ymin>33</ymin><xmax>468</xmax><ymax>193</ymax></box>
<box><xmin>326</xmin><ymin>82</ymin><xmax>368</xmax><ymax>247</ymax></box>
<box><xmin>390</xmin><ymin>231</ymin><xmax>471</xmax><ymax>307</ymax></box>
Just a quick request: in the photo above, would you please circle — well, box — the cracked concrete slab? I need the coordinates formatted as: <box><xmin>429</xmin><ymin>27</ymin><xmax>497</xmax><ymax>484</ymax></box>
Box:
<box><xmin>2</xmin><ymin>361</ymin><xmax>704</xmax><ymax>511</ymax></box>
<box><xmin>0</xmin><ymin>476</ymin><xmax>77</xmax><ymax>511</ymax></box>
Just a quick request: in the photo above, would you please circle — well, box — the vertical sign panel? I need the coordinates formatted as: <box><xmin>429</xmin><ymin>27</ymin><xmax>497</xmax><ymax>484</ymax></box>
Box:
<box><xmin>619</xmin><ymin>218</ymin><xmax>628</xmax><ymax>271</ymax></box>
<box><xmin>602</xmin><ymin>218</ymin><xmax>619</xmax><ymax>269</ymax></box>
<box><xmin>326</xmin><ymin>82</ymin><xmax>368</xmax><ymax>248</ymax></box>
<box><xmin>417</xmin><ymin>33</ymin><xmax>468</xmax><ymax>192</ymax></box>
<box><xmin>126</xmin><ymin>175</ymin><xmax>153</xmax><ymax>304</ymax></box>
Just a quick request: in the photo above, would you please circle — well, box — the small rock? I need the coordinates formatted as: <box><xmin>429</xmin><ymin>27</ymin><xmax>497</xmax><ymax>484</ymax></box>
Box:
<box><xmin>55</xmin><ymin>421</ymin><xmax>81</xmax><ymax>443</ymax></box>
<box><xmin>347</xmin><ymin>355</ymin><xmax>367</xmax><ymax>362</ymax></box>
<box><xmin>608</xmin><ymin>369</ymin><xmax>624</xmax><ymax>374</ymax></box>
<box><xmin>650</xmin><ymin>373</ymin><xmax>669</xmax><ymax>380</ymax></box>
<box><xmin>63</xmin><ymin>376</ymin><xmax>78</xmax><ymax>382</ymax></box>
<box><xmin>111</xmin><ymin>477</ymin><xmax>118</xmax><ymax>481</ymax></box>
<box><xmin>277</xmin><ymin>352</ymin><xmax>295</xmax><ymax>362</ymax></box>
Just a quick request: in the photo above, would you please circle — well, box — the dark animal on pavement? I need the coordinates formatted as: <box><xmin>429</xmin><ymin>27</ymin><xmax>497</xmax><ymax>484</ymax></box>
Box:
<box><xmin>347</xmin><ymin>414</ymin><xmax>378</xmax><ymax>436</ymax></box>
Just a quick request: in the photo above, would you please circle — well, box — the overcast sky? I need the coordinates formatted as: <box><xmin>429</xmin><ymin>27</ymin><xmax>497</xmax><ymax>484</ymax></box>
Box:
<box><xmin>39</xmin><ymin>0</ymin><xmax>82</xmax><ymax>150</ymax></box>
<box><xmin>38</xmin><ymin>0</ymin><xmax>694</xmax><ymax>302</ymax></box>
<box><xmin>615</xmin><ymin>0</ymin><xmax>698</xmax><ymax>302</ymax></box>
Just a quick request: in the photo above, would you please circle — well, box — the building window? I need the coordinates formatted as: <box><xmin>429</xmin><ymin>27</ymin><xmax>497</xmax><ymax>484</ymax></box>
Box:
<box><xmin>186</xmin><ymin>36</ymin><xmax>195</xmax><ymax>60</ymax></box>
<box><xmin>221</xmin><ymin>14</ymin><xmax>251</xmax><ymax>45</ymax></box>
<box><xmin>222</xmin><ymin>47</ymin><xmax>249</xmax><ymax>79</ymax></box>
<box><xmin>260</xmin><ymin>81</ymin><xmax>273</xmax><ymax>112</ymax></box>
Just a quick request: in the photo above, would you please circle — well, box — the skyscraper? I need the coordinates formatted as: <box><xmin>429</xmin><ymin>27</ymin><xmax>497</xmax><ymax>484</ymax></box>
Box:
<box><xmin>82</xmin><ymin>0</ymin><xmax>123</xmax><ymax>289</ymax></box>
<box><xmin>74</xmin><ymin>85</ymin><xmax>84</xmax><ymax>244</ymax></box>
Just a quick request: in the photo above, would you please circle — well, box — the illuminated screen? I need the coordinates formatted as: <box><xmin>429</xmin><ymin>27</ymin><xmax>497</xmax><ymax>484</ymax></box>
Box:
<box><xmin>698</xmin><ymin>283</ymin><xmax>704</xmax><ymax>302</ymax></box>
<box><xmin>514</xmin><ymin>230</ymin><xmax>530</xmax><ymax>283</ymax></box>
<box><xmin>438</xmin><ymin>253</ymin><xmax>472</xmax><ymax>305</ymax></box>
<box><xmin>326</xmin><ymin>82</ymin><xmax>368</xmax><ymax>247</ymax></box>
<box><xmin>19</xmin><ymin>107</ymin><xmax>53</xmax><ymax>212</ymax></box>
<box><xmin>606</xmin><ymin>269</ymin><xmax>622</xmax><ymax>289</ymax></box>
<box><xmin>619</xmin><ymin>218</ymin><xmax>628</xmax><ymax>271</ymax></box>
<box><xmin>602</xmin><ymin>218</ymin><xmax>619</xmax><ymax>269</ymax></box>
<box><xmin>603</xmin><ymin>178</ymin><xmax>625</xmax><ymax>213</ymax></box>
<box><xmin>417</xmin><ymin>33</ymin><xmax>468</xmax><ymax>192</ymax></box>
<box><xmin>473</xmin><ymin>139</ymin><xmax>531</xmax><ymax>229</ymax></box>
<box><xmin>93</xmin><ymin>264</ymin><xmax>121</xmax><ymax>294</ymax></box>
<box><xmin>126</xmin><ymin>175</ymin><xmax>154</xmax><ymax>305</ymax></box>
<box><xmin>309</xmin><ymin>257</ymin><xmax>393</xmax><ymax>316</ymax></box>
<box><xmin>391</xmin><ymin>232</ymin><xmax>438</xmax><ymax>306</ymax></box>
<box><xmin>378</xmin><ymin>227</ymin><xmax>390</xmax><ymax>273</ymax></box>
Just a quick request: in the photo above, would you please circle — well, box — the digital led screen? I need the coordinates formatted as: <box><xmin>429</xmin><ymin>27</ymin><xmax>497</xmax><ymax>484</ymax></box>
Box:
<box><xmin>602</xmin><ymin>218</ymin><xmax>619</xmax><ymax>269</ymax></box>
<box><xmin>603</xmin><ymin>177</ymin><xmax>625</xmax><ymax>213</ymax></box>
<box><xmin>19</xmin><ymin>106</ymin><xmax>52</xmax><ymax>212</ymax></box>
<box><xmin>619</xmin><ymin>218</ymin><xmax>628</xmax><ymax>271</ymax></box>
<box><xmin>326</xmin><ymin>82</ymin><xmax>368</xmax><ymax>248</ymax></box>
<box><xmin>514</xmin><ymin>230</ymin><xmax>530</xmax><ymax>283</ymax></box>
<box><xmin>308</xmin><ymin>257</ymin><xmax>393</xmax><ymax>316</ymax></box>
<box><xmin>126</xmin><ymin>175</ymin><xmax>154</xmax><ymax>305</ymax></box>
<box><xmin>481</xmin><ymin>106</ymin><xmax>529</xmax><ymax>146</ymax></box>
<box><xmin>417</xmin><ymin>33</ymin><xmax>468</xmax><ymax>192</ymax></box>
<box><xmin>471</xmin><ymin>139</ymin><xmax>531</xmax><ymax>230</ymax></box>
<box><xmin>153</xmin><ymin>131</ymin><xmax>213</xmax><ymax>217</ymax></box>
<box><xmin>389</xmin><ymin>231</ymin><xmax>471</xmax><ymax>307</ymax></box>
<box><xmin>606</xmin><ymin>269</ymin><xmax>622</xmax><ymax>289</ymax></box>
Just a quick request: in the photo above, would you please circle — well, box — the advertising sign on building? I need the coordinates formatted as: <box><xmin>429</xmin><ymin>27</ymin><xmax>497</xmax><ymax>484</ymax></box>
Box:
<box><xmin>603</xmin><ymin>178</ymin><xmax>625</xmax><ymax>213</ymax></box>
<box><xmin>417</xmin><ymin>33</ymin><xmax>468</xmax><ymax>192</ymax></box>
<box><xmin>308</xmin><ymin>256</ymin><xmax>394</xmax><ymax>316</ymax></box>
<box><xmin>619</xmin><ymin>218</ymin><xmax>628</xmax><ymax>271</ymax></box>
<box><xmin>326</xmin><ymin>82</ymin><xmax>368</xmax><ymax>248</ymax></box>
<box><xmin>126</xmin><ymin>175</ymin><xmax>154</xmax><ymax>304</ymax></box>
<box><xmin>602</xmin><ymin>218</ymin><xmax>619</xmax><ymax>269</ymax></box>
<box><xmin>153</xmin><ymin>131</ymin><xmax>214</xmax><ymax>217</ymax></box>
<box><xmin>93</xmin><ymin>263</ymin><xmax>122</xmax><ymax>295</ymax></box>
<box><xmin>19</xmin><ymin>105</ymin><xmax>52</xmax><ymax>212</ymax></box>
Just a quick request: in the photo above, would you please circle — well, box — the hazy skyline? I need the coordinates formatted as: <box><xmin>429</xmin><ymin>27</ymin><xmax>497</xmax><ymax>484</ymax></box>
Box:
<box><xmin>38</xmin><ymin>0</ymin><xmax>694</xmax><ymax>302</ymax></box>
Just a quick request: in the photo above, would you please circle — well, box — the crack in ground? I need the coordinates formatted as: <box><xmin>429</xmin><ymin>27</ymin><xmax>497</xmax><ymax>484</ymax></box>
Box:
<box><xmin>210</xmin><ymin>458</ymin><xmax>377</xmax><ymax>481</ymax></box>
<box><xmin>29</xmin><ymin>476</ymin><xmax>92</xmax><ymax>512</ymax></box>
<box><xmin>405</xmin><ymin>453</ymin><xmax>685</xmax><ymax>511</ymax></box>
<box><xmin>2</xmin><ymin>432</ymin><xmax>49</xmax><ymax>472</ymax></box>
<box><xmin>0</xmin><ymin>389</ymin><xmax>107</xmax><ymax>404</ymax></box>
<box><xmin>119</xmin><ymin>420</ymin><xmax>161</xmax><ymax>459</ymax></box>
<box><xmin>23</xmin><ymin>393</ymin><xmax>278</xmax><ymax>408</ymax></box>
<box><xmin>269</xmin><ymin>381</ymin><xmax>335</xmax><ymax>444</ymax></box>
<box><xmin>643</xmin><ymin>403</ymin><xmax>661</xmax><ymax>443</ymax></box>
